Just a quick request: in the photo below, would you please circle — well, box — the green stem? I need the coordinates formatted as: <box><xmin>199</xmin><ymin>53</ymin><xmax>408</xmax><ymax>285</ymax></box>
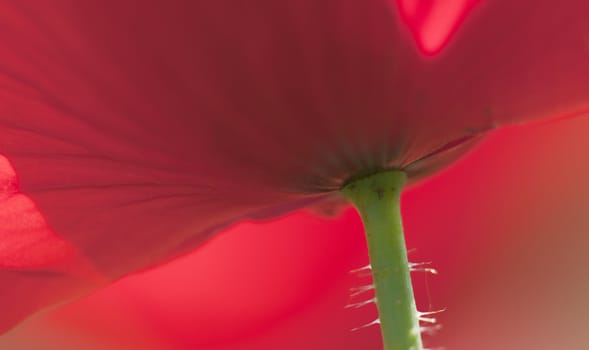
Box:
<box><xmin>342</xmin><ymin>170</ymin><xmax>422</xmax><ymax>350</ymax></box>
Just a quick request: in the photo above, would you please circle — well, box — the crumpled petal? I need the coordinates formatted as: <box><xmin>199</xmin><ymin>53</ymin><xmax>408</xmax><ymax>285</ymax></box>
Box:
<box><xmin>0</xmin><ymin>0</ymin><xmax>588</xmax><ymax>333</ymax></box>
<box><xmin>0</xmin><ymin>155</ymin><xmax>106</xmax><ymax>332</ymax></box>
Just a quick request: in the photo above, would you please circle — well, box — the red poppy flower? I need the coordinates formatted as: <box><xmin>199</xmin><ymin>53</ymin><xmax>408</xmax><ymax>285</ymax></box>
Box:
<box><xmin>3</xmin><ymin>114</ymin><xmax>589</xmax><ymax>350</ymax></box>
<box><xmin>0</xmin><ymin>0</ymin><xmax>588</xmax><ymax>346</ymax></box>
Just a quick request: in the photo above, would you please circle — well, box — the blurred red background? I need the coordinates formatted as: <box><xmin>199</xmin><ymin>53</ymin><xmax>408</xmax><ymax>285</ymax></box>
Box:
<box><xmin>2</xmin><ymin>109</ymin><xmax>588</xmax><ymax>350</ymax></box>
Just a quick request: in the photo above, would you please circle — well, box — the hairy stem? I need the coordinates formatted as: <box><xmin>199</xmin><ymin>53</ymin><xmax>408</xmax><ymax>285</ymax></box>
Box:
<box><xmin>342</xmin><ymin>170</ymin><xmax>422</xmax><ymax>350</ymax></box>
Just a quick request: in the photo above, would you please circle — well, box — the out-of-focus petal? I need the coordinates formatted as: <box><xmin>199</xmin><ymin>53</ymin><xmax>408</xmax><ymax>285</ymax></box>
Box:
<box><xmin>400</xmin><ymin>0</ymin><xmax>589</xmax><ymax>174</ymax></box>
<box><xmin>1</xmin><ymin>156</ymin><xmax>83</xmax><ymax>272</ymax></box>
<box><xmin>397</xmin><ymin>0</ymin><xmax>480</xmax><ymax>55</ymax></box>
<box><xmin>409</xmin><ymin>0</ymin><xmax>589</xmax><ymax>127</ymax></box>
<box><xmin>0</xmin><ymin>155</ymin><xmax>105</xmax><ymax>333</ymax></box>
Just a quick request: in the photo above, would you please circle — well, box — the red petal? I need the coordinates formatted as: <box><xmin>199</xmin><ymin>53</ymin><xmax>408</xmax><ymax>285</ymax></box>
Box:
<box><xmin>0</xmin><ymin>155</ymin><xmax>105</xmax><ymax>332</ymax></box>
<box><xmin>410</xmin><ymin>1</ymin><xmax>589</xmax><ymax>127</ymax></box>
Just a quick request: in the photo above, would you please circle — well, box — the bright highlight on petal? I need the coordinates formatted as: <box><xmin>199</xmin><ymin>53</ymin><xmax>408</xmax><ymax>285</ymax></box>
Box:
<box><xmin>396</xmin><ymin>0</ymin><xmax>479</xmax><ymax>55</ymax></box>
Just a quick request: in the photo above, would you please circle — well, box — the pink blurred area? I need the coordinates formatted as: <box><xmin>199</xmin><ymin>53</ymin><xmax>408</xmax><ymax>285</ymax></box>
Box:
<box><xmin>2</xmin><ymin>114</ymin><xmax>589</xmax><ymax>350</ymax></box>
